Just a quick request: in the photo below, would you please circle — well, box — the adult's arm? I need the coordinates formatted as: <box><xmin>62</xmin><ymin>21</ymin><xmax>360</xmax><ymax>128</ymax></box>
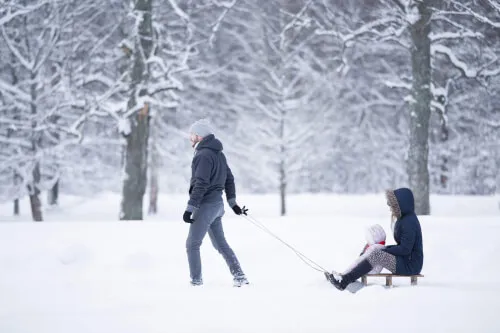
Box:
<box><xmin>186</xmin><ymin>155</ymin><xmax>212</xmax><ymax>212</ymax></box>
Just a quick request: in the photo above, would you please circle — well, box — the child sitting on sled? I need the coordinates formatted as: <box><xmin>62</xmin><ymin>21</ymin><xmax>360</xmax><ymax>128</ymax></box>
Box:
<box><xmin>341</xmin><ymin>224</ymin><xmax>387</xmax><ymax>275</ymax></box>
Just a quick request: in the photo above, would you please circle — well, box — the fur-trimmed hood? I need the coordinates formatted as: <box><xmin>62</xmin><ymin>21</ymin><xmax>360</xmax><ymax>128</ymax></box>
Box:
<box><xmin>385</xmin><ymin>188</ymin><xmax>415</xmax><ymax>218</ymax></box>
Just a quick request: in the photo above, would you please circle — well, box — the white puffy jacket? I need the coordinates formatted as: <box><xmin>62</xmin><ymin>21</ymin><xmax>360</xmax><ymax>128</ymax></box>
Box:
<box><xmin>343</xmin><ymin>224</ymin><xmax>387</xmax><ymax>275</ymax></box>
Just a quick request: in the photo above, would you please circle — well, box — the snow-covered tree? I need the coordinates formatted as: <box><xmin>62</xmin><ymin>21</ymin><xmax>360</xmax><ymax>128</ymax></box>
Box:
<box><xmin>1</xmin><ymin>0</ymin><xmax>498</xmax><ymax>216</ymax></box>
<box><xmin>191</xmin><ymin>0</ymin><xmax>330</xmax><ymax>215</ymax></box>
<box><xmin>311</xmin><ymin>0</ymin><xmax>500</xmax><ymax>213</ymax></box>
<box><xmin>310</xmin><ymin>0</ymin><xmax>410</xmax><ymax>193</ymax></box>
<box><xmin>0</xmin><ymin>0</ymin><xmax>85</xmax><ymax>220</ymax></box>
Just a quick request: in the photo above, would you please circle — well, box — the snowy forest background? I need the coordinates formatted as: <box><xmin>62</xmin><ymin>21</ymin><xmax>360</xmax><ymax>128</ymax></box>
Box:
<box><xmin>0</xmin><ymin>0</ymin><xmax>499</xmax><ymax>221</ymax></box>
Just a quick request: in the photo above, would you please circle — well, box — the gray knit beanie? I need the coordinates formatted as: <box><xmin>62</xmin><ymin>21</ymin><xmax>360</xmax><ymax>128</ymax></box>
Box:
<box><xmin>189</xmin><ymin>119</ymin><xmax>213</xmax><ymax>137</ymax></box>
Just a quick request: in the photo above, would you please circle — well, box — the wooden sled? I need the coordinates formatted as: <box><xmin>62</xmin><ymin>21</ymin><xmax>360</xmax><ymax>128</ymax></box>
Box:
<box><xmin>361</xmin><ymin>273</ymin><xmax>424</xmax><ymax>287</ymax></box>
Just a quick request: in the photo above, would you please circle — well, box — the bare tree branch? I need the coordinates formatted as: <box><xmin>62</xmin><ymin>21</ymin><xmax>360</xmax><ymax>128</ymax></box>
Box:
<box><xmin>446</xmin><ymin>1</ymin><xmax>500</xmax><ymax>28</ymax></box>
<box><xmin>315</xmin><ymin>17</ymin><xmax>402</xmax><ymax>44</ymax></box>
<box><xmin>0</xmin><ymin>1</ymin><xmax>47</xmax><ymax>26</ymax></box>
<box><xmin>390</xmin><ymin>0</ymin><xmax>406</xmax><ymax>12</ymax></box>
<box><xmin>208</xmin><ymin>0</ymin><xmax>240</xmax><ymax>47</ymax></box>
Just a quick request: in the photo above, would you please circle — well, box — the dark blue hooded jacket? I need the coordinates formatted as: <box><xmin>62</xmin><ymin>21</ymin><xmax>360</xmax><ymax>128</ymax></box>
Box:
<box><xmin>186</xmin><ymin>134</ymin><xmax>236</xmax><ymax>212</ymax></box>
<box><xmin>383</xmin><ymin>188</ymin><xmax>424</xmax><ymax>275</ymax></box>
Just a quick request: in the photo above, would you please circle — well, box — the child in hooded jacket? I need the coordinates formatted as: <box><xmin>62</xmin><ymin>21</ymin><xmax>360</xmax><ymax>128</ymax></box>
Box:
<box><xmin>342</xmin><ymin>224</ymin><xmax>387</xmax><ymax>275</ymax></box>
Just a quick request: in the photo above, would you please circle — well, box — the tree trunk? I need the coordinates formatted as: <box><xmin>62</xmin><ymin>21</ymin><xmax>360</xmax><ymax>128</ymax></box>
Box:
<box><xmin>12</xmin><ymin>152</ymin><xmax>21</xmax><ymax>217</ymax></box>
<box><xmin>10</xmin><ymin>61</ymin><xmax>20</xmax><ymax>216</ymax></box>
<box><xmin>439</xmin><ymin>119</ymin><xmax>449</xmax><ymax>189</ymax></box>
<box><xmin>28</xmin><ymin>163</ymin><xmax>43</xmax><ymax>222</ymax></box>
<box><xmin>148</xmin><ymin>172</ymin><xmax>158</xmax><ymax>214</ymax></box>
<box><xmin>48</xmin><ymin>179</ymin><xmax>59</xmax><ymax>206</ymax></box>
<box><xmin>279</xmin><ymin>115</ymin><xmax>286</xmax><ymax>216</ymax></box>
<box><xmin>148</xmin><ymin>117</ymin><xmax>159</xmax><ymax>215</ymax></box>
<box><xmin>148</xmin><ymin>176</ymin><xmax>158</xmax><ymax>214</ymax></box>
<box><xmin>14</xmin><ymin>199</ymin><xmax>19</xmax><ymax>216</ymax></box>
<box><xmin>29</xmin><ymin>68</ymin><xmax>43</xmax><ymax>221</ymax></box>
<box><xmin>121</xmin><ymin>103</ymin><xmax>151</xmax><ymax>220</ymax></box>
<box><xmin>29</xmin><ymin>196</ymin><xmax>43</xmax><ymax>221</ymax></box>
<box><xmin>408</xmin><ymin>1</ymin><xmax>432</xmax><ymax>215</ymax></box>
<box><xmin>120</xmin><ymin>0</ymin><xmax>153</xmax><ymax>220</ymax></box>
<box><xmin>48</xmin><ymin>111</ymin><xmax>61</xmax><ymax>205</ymax></box>
<box><xmin>433</xmin><ymin>88</ymin><xmax>449</xmax><ymax>190</ymax></box>
<box><xmin>279</xmin><ymin>171</ymin><xmax>286</xmax><ymax>216</ymax></box>
<box><xmin>10</xmin><ymin>150</ymin><xmax>21</xmax><ymax>218</ymax></box>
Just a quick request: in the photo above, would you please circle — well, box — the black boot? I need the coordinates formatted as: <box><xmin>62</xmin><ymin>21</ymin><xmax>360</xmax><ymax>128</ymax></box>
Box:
<box><xmin>341</xmin><ymin>259</ymin><xmax>373</xmax><ymax>288</ymax></box>
<box><xmin>325</xmin><ymin>272</ymin><xmax>344</xmax><ymax>290</ymax></box>
<box><xmin>326</xmin><ymin>260</ymin><xmax>373</xmax><ymax>291</ymax></box>
<box><xmin>325</xmin><ymin>272</ymin><xmax>348</xmax><ymax>291</ymax></box>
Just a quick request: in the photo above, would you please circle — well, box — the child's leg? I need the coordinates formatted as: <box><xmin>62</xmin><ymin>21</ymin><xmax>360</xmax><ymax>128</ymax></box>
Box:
<box><xmin>342</xmin><ymin>245</ymin><xmax>387</xmax><ymax>275</ymax></box>
<box><xmin>342</xmin><ymin>253</ymin><xmax>366</xmax><ymax>275</ymax></box>
<box><xmin>328</xmin><ymin>250</ymin><xmax>396</xmax><ymax>291</ymax></box>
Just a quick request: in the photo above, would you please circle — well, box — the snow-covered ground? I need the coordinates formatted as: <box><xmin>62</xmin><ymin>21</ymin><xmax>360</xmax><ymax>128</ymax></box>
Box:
<box><xmin>1</xmin><ymin>192</ymin><xmax>499</xmax><ymax>333</ymax></box>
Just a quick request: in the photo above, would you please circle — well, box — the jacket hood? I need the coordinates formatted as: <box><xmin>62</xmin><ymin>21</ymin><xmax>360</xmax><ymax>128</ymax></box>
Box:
<box><xmin>365</xmin><ymin>224</ymin><xmax>386</xmax><ymax>245</ymax></box>
<box><xmin>196</xmin><ymin>134</ymin><xmax>223</xmax><ymax>152</ymax></box>
<box><xmin>386</xmin><ymin>187</ymin><xmax>415</xmax><ymax>218</ymax></box>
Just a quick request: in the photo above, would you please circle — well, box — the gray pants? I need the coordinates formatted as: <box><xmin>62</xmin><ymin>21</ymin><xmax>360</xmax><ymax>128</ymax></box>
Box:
<box><xmin>366</xmin><ymin>249</ymin><xmax>396</xmax><ymax>273</ymax></box>
<box><xmin>186</xmin><ymin>201</ymin><xmax>244</xmax><ymax>282</ymax></box>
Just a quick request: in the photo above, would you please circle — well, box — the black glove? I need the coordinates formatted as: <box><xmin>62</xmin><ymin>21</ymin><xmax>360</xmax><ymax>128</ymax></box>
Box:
<box><xmin>232</xmin><ymin>204</ymin><xmax>248</xmax><ymax>216</ymax></box>
<box><xmin>183</xmin><ymin>211</ymin><xmax>194</xmax><ymax>223</ymax></box>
